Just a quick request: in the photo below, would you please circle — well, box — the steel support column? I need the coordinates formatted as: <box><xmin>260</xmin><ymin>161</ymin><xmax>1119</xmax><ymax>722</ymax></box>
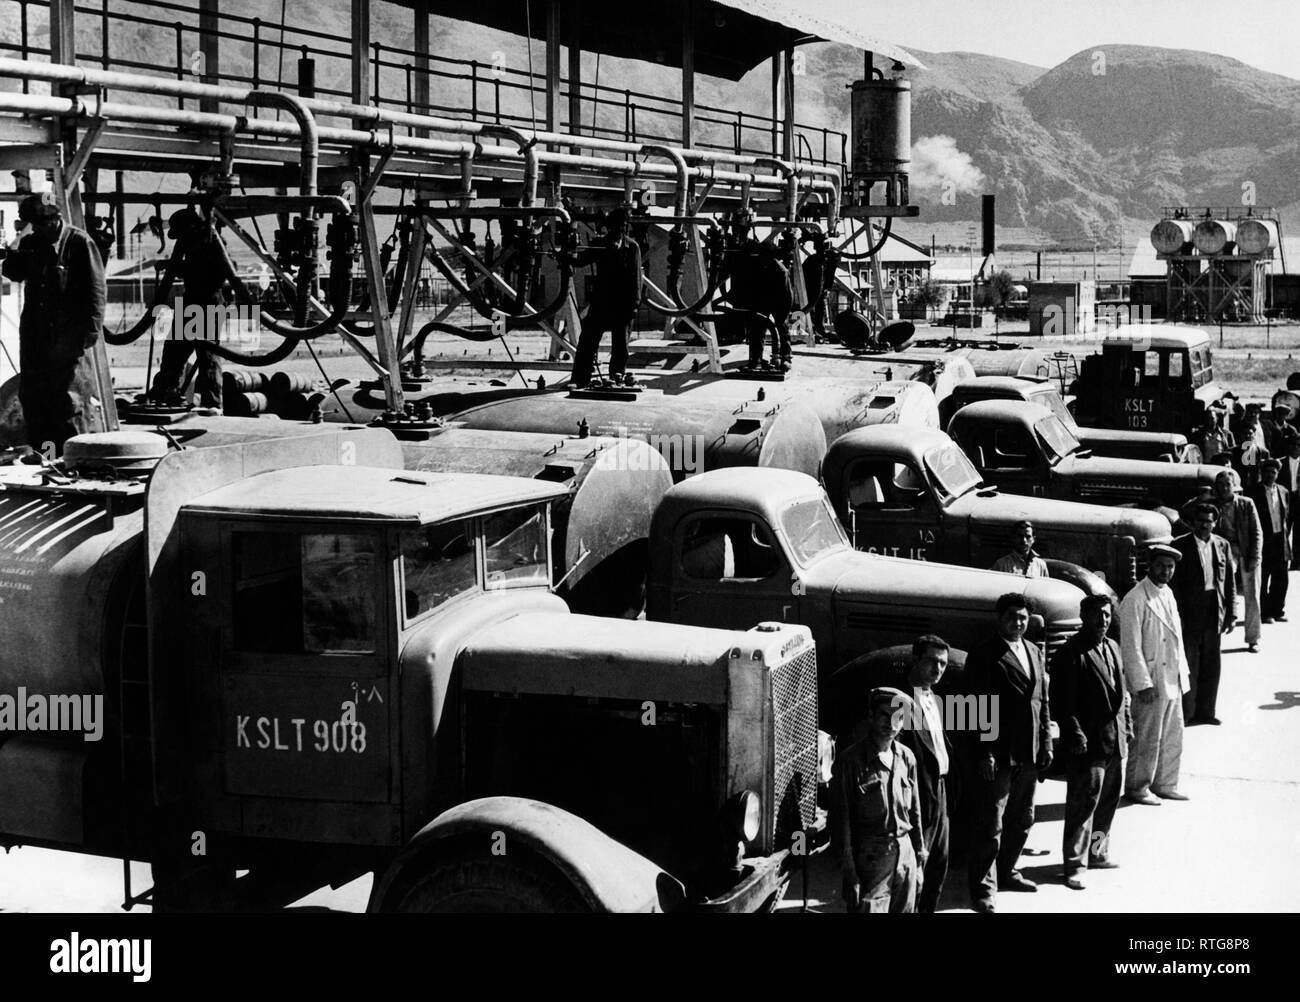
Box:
<box><xmin>356</xmin><ymin>169</ymin><xmax>406</xmax><ymax>412</ymax></box>
<box><xmin>413</xmin><ymin>3</ymin><xmax>430</xmax><ymax>134</ymax></box>
<box><xmin>681</xmin><ymin>0</ymin><xmax>695</xmax><ymax>149</ymax></box>
<box><xmin>782</xmin><ymin>47</ymin><xmax>795</xmax><ymax>162</ymax></box>
<box><xmin>546</xmin><ymin>0</ymin><xmax>562</xmax><ymax>133</ymax></box>
<box><xmin>199</xmin><ymin>0</ymin><xmax>220</xmax><ymax>114</ymax></box>
<box><xmin>351</xmin><ymin>0</ymin><xmax>372</xmax><ymax>124</ymax></box>
<box><xmin>567</xmin><ymin>2</ymin><xmax>582</xmax><ymax>135</ymax></box>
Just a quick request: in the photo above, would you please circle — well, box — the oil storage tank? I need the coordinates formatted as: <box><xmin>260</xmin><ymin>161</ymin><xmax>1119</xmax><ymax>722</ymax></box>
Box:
<box><xmin>448</xmin><ymin>393</ymin><xmax>827</xmax><ymax>483</ymax></box>
<box><xmin>1150</xmin><ymin>219</ymin><xmax>1196</xmax><ymax>255</ymax></box>
<box><xmin>1236</xmin><ymin>218</ymin><xmax>1280</xmax><ymax>257</ymax></box>
<box><xmin>403</xmin><ymin>429</ymin><xmax>671</xmax><ymax>617</ymax></box>
<box><xmin>1194</xmin><ymin>219</ymin><xmax>1237</xmax><ymax>256</ymax></box>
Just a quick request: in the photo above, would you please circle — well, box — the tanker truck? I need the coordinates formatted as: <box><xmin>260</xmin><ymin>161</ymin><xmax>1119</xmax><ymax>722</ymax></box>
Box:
<box><xmin>0</xmin><ymin>424</ymin><xmax>822</xmax><ymax>913</ymax></box>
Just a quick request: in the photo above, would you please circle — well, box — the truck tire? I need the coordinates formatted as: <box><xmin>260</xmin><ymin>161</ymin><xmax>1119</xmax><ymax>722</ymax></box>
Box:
<box><xmin>393</xmin><ymin>854</ymin><xmax>591</xmax><ymax>913</ymax></box>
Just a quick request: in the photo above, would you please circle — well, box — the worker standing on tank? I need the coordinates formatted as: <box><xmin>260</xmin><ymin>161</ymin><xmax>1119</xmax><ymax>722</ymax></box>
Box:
<box><xmin>723</xmin><ymin>208</ymin><xmax>793</xmax><ymax>373</ymax></box>
<box><xmin>570</xmin><ymin>207</ymin><xmax>643</xmax><ymax>388</ymax></box>
<box><xmin>150</xmin><ymin>209</ymin><xmax>249</xmax><ymax>410</ymax></box>
<box><xmin>1</xmin><ymin>193</ymin><xmax>107</xmax><ymax>456</ymax></box>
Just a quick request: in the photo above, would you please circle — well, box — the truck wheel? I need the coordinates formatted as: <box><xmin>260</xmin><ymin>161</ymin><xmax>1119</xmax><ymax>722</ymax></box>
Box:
<box><xmin>393</xmin><ymin>855</ymin><xmax>591</xmax><ymax>913</ymax></box>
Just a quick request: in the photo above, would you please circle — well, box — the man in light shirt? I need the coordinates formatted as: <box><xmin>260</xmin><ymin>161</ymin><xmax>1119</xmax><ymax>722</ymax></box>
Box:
<box><xmin>1119</xmin><ymin>545</ymin><xmax>1191</xmax><ymax>805</ymax></box>
<box><xmin>903</xmin><ymin>635</ymin><xmax>952</xmax><ymax>913</ymax></box>
<box><xmin>991</xmin><ymin>520</ymin><xmax>1050</xmax><ymax>578</ymax></box>
<box><xmin>1248</xmin><ymin>459</ymin><xmax>1291</xmax><ymax>624</ymax></box>
<box><xmin>1172</xmin><ymin>504</ymin><xmax>1234</xmax><ymax>726</ymax></box>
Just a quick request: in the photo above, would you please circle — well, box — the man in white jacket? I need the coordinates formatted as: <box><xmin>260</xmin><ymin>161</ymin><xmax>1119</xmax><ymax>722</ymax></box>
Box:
<box><xmin>1118</xmin><ymin>544</ymin><xmax>1192</xmax><ymax>806</ymax></box>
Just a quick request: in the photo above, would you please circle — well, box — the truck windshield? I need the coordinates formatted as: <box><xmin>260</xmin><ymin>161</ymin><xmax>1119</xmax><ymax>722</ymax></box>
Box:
<box><xmin>924</xmin><ymin>443</ymin><xmax>983</xmax><ymax>501</ymax></box>
<box><xmin>1033</xmin><ymin>389</ymin><xmax>1081</xmax><ymax>435</ymax></box>
<box><xmin>483</xmin><ymin>505</ymin><xmax>549</xmax><ymax>590</ymax></box>
<box><xmin>781</xmin><ymin>497</ymin><xmax>850</xmax><ymax>565</ymax></box>
<box><xmin>1035</xmin><ymin>415</ymin><xmax>1081</xmax><ymax>463</ymax></box>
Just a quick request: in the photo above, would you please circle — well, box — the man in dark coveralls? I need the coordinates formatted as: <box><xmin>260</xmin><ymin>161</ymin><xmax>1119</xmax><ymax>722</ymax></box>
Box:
<box><xmin>151</xmin><ymin>209</ymin><xmax>249</xmax><ymax>409</ymax></box>
<box><xmin>1051</xmin><ymin>594</ymin><xmax>1131</xmax><ymax>890</ymax></box>
<box><xmin>830</xmin><ymin>686</ymin><xmax>926</xmax><ymax>913</ymax></box>
<box><xmin>1</xmin><ymin>193</ymin><xmax>106</xmax><ymax>454</ymax></box>
<box><xmin>570</xmin><ymin>208</ymin><xmax>643</xmax><ymax>388</ymax></box>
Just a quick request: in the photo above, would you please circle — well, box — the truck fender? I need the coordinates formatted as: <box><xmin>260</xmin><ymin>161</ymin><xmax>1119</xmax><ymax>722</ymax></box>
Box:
<box><xmin>823</xmin><ymin>644</ymin><xmax>969</xmax><ymax>737</ymax></box>
<box><xmin>1042</xmin><ymin>559</ymin><xmax>1118</xmax><ymax>607</ymax></box>
<box><xmin>368</xmin><ymin>796</ymin><xmax>686</xmax><ymax>913</ymax></box>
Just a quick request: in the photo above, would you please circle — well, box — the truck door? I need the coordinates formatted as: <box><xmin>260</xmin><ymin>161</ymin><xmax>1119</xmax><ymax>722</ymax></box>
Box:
<box><xmin>1120</xmin><ymin>348</ymin><xmax>1161</xmax><ymax>431</ymax></box>
<box><xmin>215</xmin><ymin>525</ymin><xmax>392</xmax><ymax>807</ymax></box>
<box><xmin>839</xmin><ymin>456</ymin><xmax>943</xmax><ymax>562</ymax></box>
<box><xmin>670</xmin><ymin>511</ymin><xmax>799</xmax><ymax>630</ymax></box>
<box><xmin>958</xmin><ymin>422</ymin><xmax>1046</xmax><ymax>497</ymax></box>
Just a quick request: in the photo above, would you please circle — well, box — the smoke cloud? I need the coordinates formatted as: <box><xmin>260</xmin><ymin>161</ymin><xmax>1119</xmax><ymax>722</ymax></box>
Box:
<box><xmin>910</xmin><ymin>135</ymin><xmax>985</xmax><ymax>195</ymax></box>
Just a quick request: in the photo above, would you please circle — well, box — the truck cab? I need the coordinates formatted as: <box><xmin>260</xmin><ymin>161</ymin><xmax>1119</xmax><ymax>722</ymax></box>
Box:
<box><xmin>944</xmin><ymin>376</ymin><xmax>1197</xmax><ymax>464</ymax></box>
<box><xmin>645</xmin><ymin>467</ymin><xmax>1085</xmax><ymax>718</ymax></box>
<box><xmin>1071</xmin><ymin>326</ymin><xmax>1223</xmax><ymax>437</ymax></box>
<box><xmin>947</xmin><ymin>399</ymin><xmax>1224</xmax><ymax>510</ymax></box>
<box><xmin>1</xmin><ymin>429</ymin><xmax>824</xmax><ymax>913</ymax></box>
<box><xmin>820</xmin><ymin>425</ymin><xmax>1172</xmax><ymax>593</ymax></box>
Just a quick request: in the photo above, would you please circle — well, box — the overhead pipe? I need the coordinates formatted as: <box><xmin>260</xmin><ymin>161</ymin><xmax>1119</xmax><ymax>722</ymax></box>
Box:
<box><xmin>0</xmin><ymin>58</ymin><xmax>820</xmax><ymax>195</ymax></box>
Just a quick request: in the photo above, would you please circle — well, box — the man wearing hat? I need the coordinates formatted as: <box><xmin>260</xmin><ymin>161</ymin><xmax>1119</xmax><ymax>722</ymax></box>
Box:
<box><xmin>570</xmin><ymin>207</ymin><xmax>643</xmax><ymax>388</ymax></box>
<box><xmin>830</xmin><ymin>686</ymin><xmax>926</xmax><ymax>913</ymax></box>
<box><xmin>1</xmin><ymin>192</ymin><xmax>107</xmax><ymax>453</ymax></box>
<box><xmin>1248</xmin><ymin>458</ymin><xmax>1291</xmax><ymax>623</ymax></box>
<box><xmin>1172</xmin><ymin>503</ymin><xmax>1235</xmax><ymax>725</ymax></box>
<box><xmin>151</xmin><ymin>208</ymin><xmax>248</xmax><ymax>409</ymax></box>
<box><xmin>964</xmin><ymin>592</ymin><xmax>1053</xmax><ymax>913</ymax></box>
<box><xmin>1119</xmin><ymin>543</ymin><xmax>1191</xmax><ymax>804</ymax></box>
<box><xmin>1262</xmin><ymin>403</ymin><xmax>1294</xmax><ymax>458</ymax></box>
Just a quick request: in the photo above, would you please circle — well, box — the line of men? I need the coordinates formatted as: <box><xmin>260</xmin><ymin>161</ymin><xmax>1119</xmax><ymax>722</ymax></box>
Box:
<box><xmin>831</xmin><ymin>508</ymin><xmax>1260</xmax><ymax>912</ymax></box>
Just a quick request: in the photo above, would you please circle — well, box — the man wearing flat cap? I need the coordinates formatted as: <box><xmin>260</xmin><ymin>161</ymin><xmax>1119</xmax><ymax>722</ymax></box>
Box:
<box><xmin>1</xmin><ymin>192</ymin><xmax>107</xmax><ymax>454</ymax></box>
<box><xmin>1119</xmin><ymin>543</ymin><xmax>1191</xmax><ymax>805</ymax></box>
<box><xmin>1248</xmin><ymin>458</ymin><xmax>1291</xmax><ymax>623</ymax></box>
<box><xmin>830</xmin><ymin>686</ymin><xmax>926</xmax><ymax>913</ymax></box>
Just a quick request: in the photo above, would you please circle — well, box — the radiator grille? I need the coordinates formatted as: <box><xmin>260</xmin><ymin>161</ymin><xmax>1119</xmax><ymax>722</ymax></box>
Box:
<box><xmin>770</xmin><ymin>646</ymin><xmax>819</xmax><ymax>847</ymax></box>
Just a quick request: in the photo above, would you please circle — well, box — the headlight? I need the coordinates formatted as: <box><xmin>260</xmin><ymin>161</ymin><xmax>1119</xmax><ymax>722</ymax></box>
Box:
<box><xmin>730</xmin><ymin>790</ymin><xmax>762</xmax><ymax>843</ymax></box>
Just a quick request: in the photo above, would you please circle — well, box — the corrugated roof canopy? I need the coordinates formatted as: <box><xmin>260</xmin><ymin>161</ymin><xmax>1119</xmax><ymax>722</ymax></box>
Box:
<box><xmin>408</xmin><ymin>0</ymin><xmax>922</xmax><ymax>80</ymax></box>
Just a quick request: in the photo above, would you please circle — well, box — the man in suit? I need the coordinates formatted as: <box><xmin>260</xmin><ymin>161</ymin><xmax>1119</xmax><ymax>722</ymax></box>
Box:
<box><xmin>902</xmin><ymin>635</ymin><xmax>952</xmax><ymax>913</ymax></box>
<box><xmin>964</xmin><ymin>593</ymin><xmax>1053</xmax><ymax>914</ymax></box>
<box><xmin>1172</xmin><ymin>503</ymin><xmax>1236</xmax><ymax>726</ymax></box>
<box><xmin>1248</xmin><ymin>458</ymin><xmax>1291</xmax><ymax>623</ymax></box>
<box><xmin>1120</xmin><ymin>544</ymin><xmax>1191</xmax><ymax>805</ymax></box>
<box><xmin>1211</xmin><ymin>470</ymin><xmax>1263</xmax><ymax>653</ymax></box>
<box><xmin>1261</xmin><ymin>404</ymin><xmax>1294</xmax><ymax>458</ymax></box>
<box><xmin>1280</xmin><ymin>432</ymin><xmax>1300</xmax><ymax>569</ymax></box>
<box><xmin>1051</xmin><ymin>595</ymin><xmax>1131</xmax><ymax>890</ymax></box>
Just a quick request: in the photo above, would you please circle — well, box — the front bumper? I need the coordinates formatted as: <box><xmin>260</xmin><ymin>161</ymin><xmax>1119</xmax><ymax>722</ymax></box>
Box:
<box><xmin>694</xmin><ymin>809</ymin><xmax>829</xmax><ymax>913</ymax></box>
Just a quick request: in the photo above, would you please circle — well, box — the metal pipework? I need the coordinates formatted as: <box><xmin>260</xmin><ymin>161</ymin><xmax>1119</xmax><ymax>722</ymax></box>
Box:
<box><xmin>244</xmin><ymin>89</ymin><xmax>318</xmax><ymax>197</ymax></box>
<box><xmin>479</xmin><ymin>124</ymin><xmax>538</xmax><ymax>207</ymax></box>
<box><xmin>640</xmin><ymin>144</ymin><xmax>691</xmax><ymax>215</ymax></box>
<box><xmin>381</xmin><ymin>205</ymin><xmax>573</xmax><ymax>226</ymax></box>
<box><xmin>0</xmin><ymin>58</ymin><xmax>838</xmax><ymax>201</ymax></box>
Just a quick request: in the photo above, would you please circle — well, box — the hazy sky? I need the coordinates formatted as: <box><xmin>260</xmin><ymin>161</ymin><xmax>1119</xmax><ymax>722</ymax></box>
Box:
<box><xmin>818</xmin><ymin>0</ymin><xmax>1300</xmax><ymax>81</ymax></box>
